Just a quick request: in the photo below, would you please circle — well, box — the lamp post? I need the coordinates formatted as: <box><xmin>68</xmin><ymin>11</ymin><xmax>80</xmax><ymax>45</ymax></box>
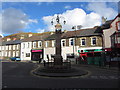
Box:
<box><xmin>72</xmin><ymin>25</ymin><xmax>82</xmax><ymax>56</ymax></box>
<box><xmin>51</xmin><ymin>14</ymin><xmax>66</xmax><ymax>66</ymax></box>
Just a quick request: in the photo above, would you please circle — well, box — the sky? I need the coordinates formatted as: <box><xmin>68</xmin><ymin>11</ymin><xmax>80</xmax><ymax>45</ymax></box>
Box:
<box><xmin>0</xmin><ymin>1</ymin><xmax>119</xmax><ymax>36</ymax></box>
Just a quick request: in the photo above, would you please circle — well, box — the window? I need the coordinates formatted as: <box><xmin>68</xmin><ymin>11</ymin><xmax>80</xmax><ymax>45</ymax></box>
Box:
<box><xmin>61</xmin><ymin>39</ymin><xmax>66</xmax><ymax>47</ymax></box>
<box><xmin>16</xmin><ymin>51</ymin><xmax>19</xmax><ymax>57</ymax></box>
<box><xmin>9</xmin><ymin>45</ymin><xmax>11</xmax><ymax>50</ymax></box>
<box><xmin>23</xmin><ymin>43</ymin><xmax>25</xmax><ymax>49</ymax></box>
<box><xmin>38</xmin><ymin>41</ymin><xmax>42</xmax><ymax>48</ymax></box>
<box><xmin>2</xmin><ymin>46</ymin><xmax>4</xmax><ymax>50</ymax></box>
<box><xmin>81</xmin><ymin>39</ymin><xmax>86</xmax><ymax>46</ymax></box>
<box><xmin>8</xmin><ymin>51</ymin><xmax>11</xmax><ymax>57</ymax></box>
<box><xmin>5</xmin><ymin>52</ymin><xmax>7</xmax><ymax>57</ymax></box>
<box><xmin>45</xmin><ymin>41</ymin><xmax>49</xmax><ymax>47</ymax></box>
<box><xmin>6</xmin><ymin>46</ymin><xmax>8</xmax><ymax>50</ymax></box>
<box><xmin>117</xmin><ymin>37</ymin><xmax>120</xmax><ymax>43</ymax></box>
<box><xmin>91</xmin><ymin>37</ymin><xmax>96</xmax><ymax>45</ymax></box>
<box><xmin>69</xmin><ymin>38</ymin><xmax>74</xmax><ymax>46</ymax></box>
<box><xmin>33</xmin><ymin>42</ymin><xmax>36</xmax><ymax>48</ymax></box>
<box><xmin>13</xmin><ymin>51</ymin><xmax>15</xmax><ymax>57</ymax></box>
<box><xmin>13</xmin><ymin>45</ymin><xmax>16</xmax><ymax>50</ymax></box>
<box><xmin>27</xmin><ymin>43</ymin><xmax>30</xmax><ymax>48</ymax></box>
<box><xmin>4</xmin><ymin>46</ymin><xmax>6</xmax><ymax>50</ymax></box>
<box><xmin>26</xmin><ymin>53</ymin><xmax>30</xmax><ymax>57</ymax></box>
<box><xmin>52</xmin><ymin>40</ymin><xmax>55</xmax><ymax>47</ymax></box>
<box><xmin>117</xmin><ymin>22</ymin><xmax>120</xmax><ymax>31</ymax></box>
<box><xmin>16</xmin><ymin>44</ymin><xmax>19</xmax><ymax>50</ymax></box>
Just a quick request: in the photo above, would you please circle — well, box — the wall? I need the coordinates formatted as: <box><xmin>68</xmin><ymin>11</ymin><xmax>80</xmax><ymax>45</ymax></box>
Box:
<box><xmin>20</xmin><ymin>42</ymin><xmax>32</xmax><ymax>61</ymax></box>
<box><xmin>103</xmin><ymin>17</ymin><xmax>119</xmax><ymax>48</ymax></box>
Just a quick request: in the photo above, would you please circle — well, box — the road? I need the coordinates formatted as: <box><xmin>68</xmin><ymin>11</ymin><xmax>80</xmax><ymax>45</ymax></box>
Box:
<box><xmin>2</xmin><ymin>62</ymin><xmax>120</xmax><ymax>89</ymax></box>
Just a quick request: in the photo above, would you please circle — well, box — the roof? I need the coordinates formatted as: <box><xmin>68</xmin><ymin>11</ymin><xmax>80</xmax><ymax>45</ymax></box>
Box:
<box><xmin>22</xmin><ymin>32</ymin><xmax>52</xmax><ymax>42</ymax></box>
<box><xmin>101</xmin><ymin>20</ymin><xmax>113</xmax><ymax>29</ymax></box>
<box><xmin>101</xmin><ymin>13</ymin><xmax>120</xmax><ymax>30</ymax></box>
<box><xmin>45</xmin><ymin>27</ymin><xmax>102</xmax><ymax>40</ymax></box>
<box><xmin>2</xmin><ymin>40</ymin><xmax>22</xmax><ymax>45</ymax></box>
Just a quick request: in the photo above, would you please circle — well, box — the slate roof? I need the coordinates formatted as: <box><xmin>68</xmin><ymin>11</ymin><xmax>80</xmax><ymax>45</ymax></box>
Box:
<box><xmin>22</xmin><ymin>33</ymin><xmax>52</xmax><ymax>42</ymax></box>
<box><xmin>101</xmin><ymin>20</ymin><xmax>113</xmax><ymax>29</ymax></box>
<box><xmin>2</xmin><ymin>40</ymin><xmax>22</xmax><ymax>45</ymax></box>
<box><xmin>45</xmin><ymin>27</ymin><xmax>102</xmax><ymax>40</ymax></box>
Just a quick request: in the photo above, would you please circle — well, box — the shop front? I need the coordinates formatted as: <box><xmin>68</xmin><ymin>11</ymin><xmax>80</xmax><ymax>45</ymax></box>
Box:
<box><xmin>78</xmin><ymin>48</ymin><xmax>105</xmax><ymax>65</ymax></box>
<box><xmin>31</xmin><ymin>49</ymin><xmax>43</xmax><ymax>61</ymax></box>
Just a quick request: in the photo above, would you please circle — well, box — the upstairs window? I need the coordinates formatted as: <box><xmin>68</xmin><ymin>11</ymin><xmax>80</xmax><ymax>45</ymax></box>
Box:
<box><xmin>22</xmin><ymin>43</ymin><xmax>25</xmax><ymax>49</ymax></box>
<box><xmin>69</xmin><ymin>38</ymin><xmax>74</xmax><ymax>46</ymax></box>
<box><xmin>117</xmin><ymin>22</ymin><xmax>120</xmax><ymax>31</ymax></box>
<box><xmin>27</xmin><ymin>43</ymin><xmax>30</xmax><ymax>48</ymax></box>
<box><xmin>13</xmin><ymin>45</ymin><xmax>16</xmax><ymax>50</ymax></box>
<box><xmin>38</xmin><ymin>41</ymin><xmax>42</xmax><ymax>48</ymax></box>
<box><xmin>61</xmin><ymin>39</ymin><xmax>66</xmax><ymax>47</ymax></box>
<box><xmin>16</xmin><ymin>44</ymin><xmax>19</xmax><ymax>50</ymax></box>
<box><xmin>9</xmin><ymin>45</ymin><xmax>11</xmax><ymax>50</ymax></box>
<box><xmin>52</xmin><ymin>40</ymin><xmax>55</xmax><ymax>47</ymax></box>
<box><xmin>91</xmin><ymin>37</ymin><xmax>97</xmax><ymax>45</ymax></box>
<box><xmin>45</xmin><ymin>41</ymin><xmax>49</xmax><ymax>47</ymax></box>
<box><xmin>33</xmin><ymin>42</ymin><xmax>36</xmax><ymax>48</ymax></box>
<box><xmin>81</xmin><ymin>39</ymin><xmax>86</xmax><ymax>46</ymax></box>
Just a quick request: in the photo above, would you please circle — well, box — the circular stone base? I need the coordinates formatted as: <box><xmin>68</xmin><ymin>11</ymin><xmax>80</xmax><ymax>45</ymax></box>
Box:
<box><xmin>32</xmin><ymin>66</ymin><xmax>88</xmax><ymax>77</ymax></box>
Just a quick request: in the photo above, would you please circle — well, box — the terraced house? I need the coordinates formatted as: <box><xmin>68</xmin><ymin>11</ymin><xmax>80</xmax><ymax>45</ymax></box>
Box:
<box><xmin>44</xmin><ymin>26</ymin><xmax>103</xmax><ymax>61</ymax></box>
<box><xmin>0</xmin><ymin>32</ymin><xmax>39</xmax><ymax>59</ymax></box>
<box><xmin>20</xmin><ymin>32</ymin><xmax>53</xmax><ymax>61</ymax></box>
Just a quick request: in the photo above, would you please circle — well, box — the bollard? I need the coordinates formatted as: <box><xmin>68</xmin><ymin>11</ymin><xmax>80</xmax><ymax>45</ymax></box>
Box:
<box><xmin>43</xmin><ymin>60</ymin><xmax>46</xmax><ymax>67</ymax></box>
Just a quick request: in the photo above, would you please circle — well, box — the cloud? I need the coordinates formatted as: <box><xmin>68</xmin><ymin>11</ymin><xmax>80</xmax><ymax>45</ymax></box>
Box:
<box><xmin>64</xmin><ymin>5</ymin><xmax>71</xmax><ymax>9</ymax></box>
<box><xmin>1</xmin><ymin>8</ymin><xmax>38</xmax><ymax>34</ymax></box>
<box><xmin>87</xmin><ymin>2</ymin><xmax>118</xmax><ymax>20</ymax></box>
<box><xmin>42</xmin><ymin>8</ymin><xmax>101</xmax><ymax>31</ymax></box>
<box><xmin>36</xmin><ymin>28</ymin><xmax>45</xmax><ymax>33</ymax></box>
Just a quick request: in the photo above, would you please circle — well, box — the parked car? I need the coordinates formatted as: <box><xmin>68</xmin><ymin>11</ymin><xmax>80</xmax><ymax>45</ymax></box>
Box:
<box><xmin>10</xmin><ymin>57</ymin><xmax>16</xmax><ymax>61</ymax></box>
<box><xmin>15</xmin><ymin>57</ymin><xmax>21</xmax><ymax>61</ymax></box>
<box><xmin>10</xmin><ymin>57</ymin><xmax>21</xmax><ymax>61</ymax></box>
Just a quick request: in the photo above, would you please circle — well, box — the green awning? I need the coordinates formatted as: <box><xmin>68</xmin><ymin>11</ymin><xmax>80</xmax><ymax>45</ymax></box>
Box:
<box><xmin>94</xmin><ymin>49</ymin><xmax>102</xmax><ymax>52</ymax></box>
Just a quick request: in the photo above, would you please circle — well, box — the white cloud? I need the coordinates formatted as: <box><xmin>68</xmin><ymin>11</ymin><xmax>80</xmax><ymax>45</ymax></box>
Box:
<box><xmin>36</xmin><ymin>28</ymin><xmax>45</xmax><ymax>33</ymax></box>
<box><xmin>1</xmin><ymin>8</ymin><xmax>38</xmax><ymax>34</ymax></box>
<box><xmin>64</xmin><ymin>5</ymin><xmax>71</xmax><ymax>9</ymax></box>
<box><xmin>87</xmin><ymin>2</ymin><xmax>118</xmax><ymax>20</ymax></box>
<box><xmin>42</xmin><ymin>8</ymin><xmax>101</xmax><ymax>31</ymax></box>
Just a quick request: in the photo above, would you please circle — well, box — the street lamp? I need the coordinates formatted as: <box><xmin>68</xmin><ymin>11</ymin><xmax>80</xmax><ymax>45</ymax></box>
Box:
<box><xmin>51</xmin><ymin>14</ymin><xmax>66</xmax><ymax>66</ymax></box>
